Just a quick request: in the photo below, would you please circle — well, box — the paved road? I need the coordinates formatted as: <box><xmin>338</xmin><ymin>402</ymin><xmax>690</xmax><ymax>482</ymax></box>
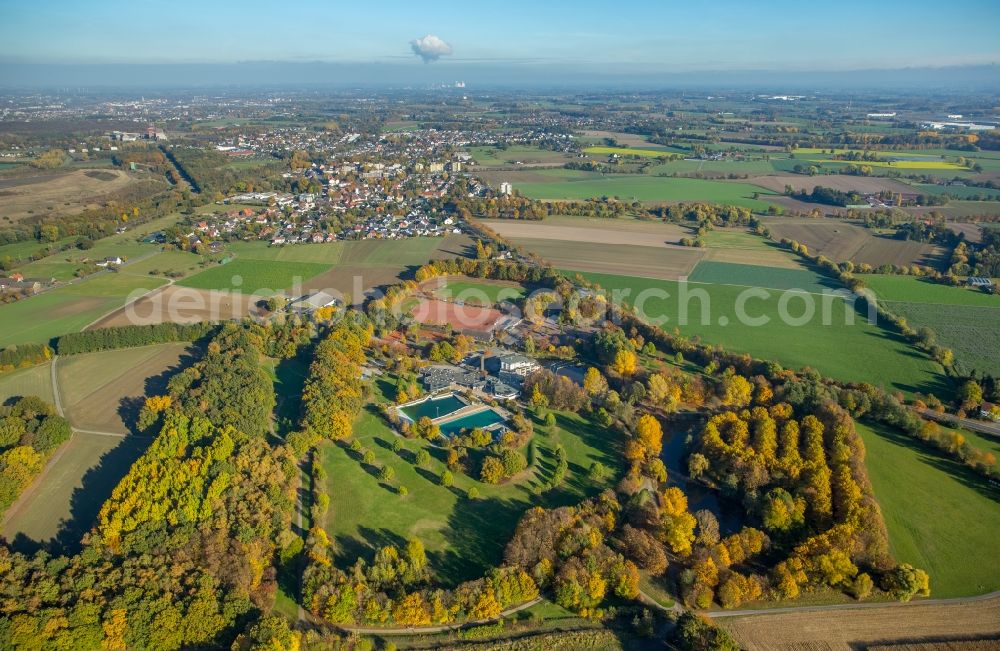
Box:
<box><xmin>917</xmin><ymin>407</ymin><xmax>1000</xmax><ymax>439</ymax></box>
<box><xmin>707</xmin><ymin>589</ymin><xmax>1000</xmax><ymax>619</ymax></box>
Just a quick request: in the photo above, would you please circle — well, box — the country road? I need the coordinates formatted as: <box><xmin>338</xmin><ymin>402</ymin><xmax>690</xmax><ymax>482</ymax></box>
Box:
<box><xmin>918</xmin><ymin>407</ymin><xmax>1000</xmax><ymax>439</ymax></box>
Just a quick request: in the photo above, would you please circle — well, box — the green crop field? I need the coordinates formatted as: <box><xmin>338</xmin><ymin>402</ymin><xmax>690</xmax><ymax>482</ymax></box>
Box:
<box><xmin>688</xmin><ymin>261</ymin><xmax>837</xmax><ymax>293</ymax></box>
<box><xmin>647</xmin><ymin>159</ymin><xmax>776</xmax><ymax>175</ymax></box>
<box><xmin>857</xmin><ymin>422</ymin><xmax>1000</xmax><ymax>598</ymax></box>
<box><xmin>510</xmin><ymin>171</ymin><xmax>777</xmax><ymax>210</ymax></box>
<box><xmin>320</xmin><ymin>380</ymin><xmax>618</xmax><ymax>585</ymax></box>
<box><xmin>226</xmin><ymin>240</ymin><xmax>346</xmax><ymax>265</ymax></box>
<box><xmin>177</xmin><ymin>259</ymin><xmax>331</xmax><ymax>294</ymax></box>
<box><xmin>885</xmin><ymin>301</ymin><xmax>1000</xmax><ymax>376</ymax></box>
<box><xmin>859</xmin><ymin>275</ymin><xmax>1000</xmax><ymax>306</ymax></box>
<box><xmin>583</xmin><ymin>145</ymin><xmax>676</xmax><ymax>158</ymax></box>
<box><xmin>698</xmin><ymin>229</ymin><xmax>805</xmax><ymax>269</ymax></box>
<box><xmin>0</xmin><ymin>273</ymin><xmax>168</xmax><ymax>347</ymax></box>
<box><xmin>118</xmin><ymin>250</ymin><xmax>220</xmax><ymax>279</ymax></box>
<box><xmin>567</xmin><ymin>270</ymin><xmax>947</xmax><ymax>396</ymax></box>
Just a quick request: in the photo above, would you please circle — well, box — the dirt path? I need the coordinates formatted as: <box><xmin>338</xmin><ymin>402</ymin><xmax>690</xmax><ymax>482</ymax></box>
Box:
<box><xmin>708</xmin><ymin>589</ymin><xmax>1000</xmax><ymax>619</ymax></box>
<box><xmin>334</xmin><ymin>597</ymin><xmax>543</xmax><ymax>636</ymax></box>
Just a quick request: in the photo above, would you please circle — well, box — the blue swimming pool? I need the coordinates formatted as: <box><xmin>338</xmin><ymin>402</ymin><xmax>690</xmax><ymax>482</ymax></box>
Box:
<box><xmin>438</xmin><ymin>408</ymin><xmax>506</xmax><ymax>436</ymax></box>
<box><xmin>400</xmin><ymin>394</ymin><xmax>466</xmax><ymax>422</ymax></box>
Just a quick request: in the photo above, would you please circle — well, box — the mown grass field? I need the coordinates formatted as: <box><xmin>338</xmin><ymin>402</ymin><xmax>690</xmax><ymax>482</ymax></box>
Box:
<box><xmin>57</xmin><ymin>343</ymin><xmax>191</xmax><ymax>434</ymax></box>
<box><xmin>435</xmin><ymin>278</ymin><xmax>527</xmax><ymax>304</ymax></box>
<box><xmin>177</xmin><ymin>259</ymin><xmax>331</xmax><ymax>294</ymax></box>
<box><xmin>567</xmin><ymin>270</ymin><xmax>947</xmax><ymax>396</ymax></box>
<box><xmin>698</xmin><ymin>229</ymin><xmax>805</xmax><ymax>269</ymax></box>
<box><xmin>859</xmin><ymin>275</ymin><xmax>1000</xmax><ymax>306</ymax></box>
<box><xmin>320</xmin><ymin>380</ymin><xmax>619</xmax><ymax>585</ymax></box>
<box><xmin>688</xmin><ymin>261</ymin><xmax>837</xmax><ymax>293</ymax></box>
<box><xmin>0</xmin><ymin>432</ymin><xmax>151</xmax><ymax>549</ymax></box>
<box><xmin>0</xmin><ymin>362</ymin><xmax>54</xmax><ymax>405</ymax></box>
<box><xmin>857</xmin><ymin>422</ymin><xmax>1000</xmax><ymax>598</ymax></box>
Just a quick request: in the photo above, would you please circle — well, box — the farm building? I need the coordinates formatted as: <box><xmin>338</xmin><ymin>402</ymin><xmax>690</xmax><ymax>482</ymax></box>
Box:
<box><xmin>967</xmin><ymin>277</ymin><xmax>994</xmax><ymax>288</ymax></box>
<box><xmin>289</xmin><ymin>291</ymin><xmax>339</xmax><ymax>315</ymax></box>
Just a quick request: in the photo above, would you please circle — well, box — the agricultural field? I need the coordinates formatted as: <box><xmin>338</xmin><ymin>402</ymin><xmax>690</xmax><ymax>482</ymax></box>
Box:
<box><xmin>0</xmin><ymin>362</ymin><xmax>54</xmax><ymax>405</ymax></box>
<box><xmin>480</xmin><ymin>215</ymin><xmax>690</xmax><ymax>248</ymax></box>
<box><xmin>583</xmin><ymin>145</ymin><xmax>676</xmax><ymax>158</ymax></box>
<box><xmin>856</xmin><ymin>422</ymin><xmax>1000</xmax><ymax>598</ymax></box>
<box><xmin>859</xmin><ymin>275</ymin><xmax>1000</xmax><ymax>306</ymax></box>
<box><xmin>57</xmin><ymin>343</ymin><xmax>192</xmax><ymax>434</ymax></box>
<box><xmin>468</xmin><ymin>145</ymin><xmax>574</xmax><ymax>167</ymax></box>
<box><xmin>0</xmin><ymin>168</ymin><xmax>161</xmax><ymax>222</ymax></box>
<box><xmin>886</xmin><ymin>301</ymin><xmax>1000</xmax><ymax>376</ymax></box>
<box><xmin>0</xmin><ymin>272</ymin><xmax>168</xmax><ymax>347</ymax></box>
<box><xmin>751</xmin><ymin>174</ymin><xmax>918</xmax><ymax>196</ymax></box>
<box><xmin>177</xmin><ymin>259</ymin><xmax>331</xmax><ymax>294</ymax></box>
<box><xmin>688</xmin><ymin>261</ymin><xmax>837</xmax><ymax>293</ymax></box>
<box><xmin>319</xmin><ymin>382</ymin><xmax>619</xmax><ymax>585</ymax></box>
<box><xmin>719</xmin><ymin>595</ymin><xmax>1000</xmax><ymax>651</ymax></box>
<box><xmin>501</xmin><ymin>170</ymin><xmax>777</xmax><ymax>210</ymax></box>
<box><xmin>0</xmin><ymin>432</ymin><xmax>151</xmax><ymax>551</ymax></box>
<box><xmin>698</xmin><ymin>229</ymin><xmax>808</xmax><ymax>269</ymax></box>
<box><xmin>522</xmin><ymin>238</ymin><xmax>705</xmax><ymax>279</ymax></box>
<box><xmin>88</xmin><ymin>285</ymin><xmax>257</xmax><ymax>328</ymax></box>
<box><xmin>762</xmin><ymin>218</ymin><xmax>947</xmax><ymax>269</ymax></box>
<box><xmin>568</xmin><ymin>270</ymin><xmax>946</xmax><ymax>395</ymax></box>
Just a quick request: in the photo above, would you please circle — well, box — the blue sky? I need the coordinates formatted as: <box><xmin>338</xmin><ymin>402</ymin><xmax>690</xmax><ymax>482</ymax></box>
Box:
<box><xmin>2</xmin><ymin>0</ymin><xmax>999</xmax><ymax>71</ymax></box>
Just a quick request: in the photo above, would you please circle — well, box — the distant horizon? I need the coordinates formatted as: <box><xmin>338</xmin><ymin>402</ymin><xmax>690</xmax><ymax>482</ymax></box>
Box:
<box><xmin>2</xmin><ymin>61</ymin><xmax>999</xmax><ymax>92</ymax></box>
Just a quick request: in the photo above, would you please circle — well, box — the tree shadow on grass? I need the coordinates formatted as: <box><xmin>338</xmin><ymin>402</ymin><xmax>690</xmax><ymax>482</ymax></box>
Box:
<box><xmin>863</xmin><ymin>420</ymin><xmax>999</xmax><ymax>505</ymax></box>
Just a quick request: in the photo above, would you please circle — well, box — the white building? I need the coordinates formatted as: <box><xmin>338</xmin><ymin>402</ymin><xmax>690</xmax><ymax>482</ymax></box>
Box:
<box><xmin>499</xmin><ymin>181</ymin><xmax>513</xmax><ymax>196</ymax></box>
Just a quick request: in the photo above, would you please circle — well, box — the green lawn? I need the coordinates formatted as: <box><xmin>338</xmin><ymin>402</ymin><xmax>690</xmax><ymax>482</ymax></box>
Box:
<box><xmin>511</xmin><ymin>171</ymin><xmax>776</xmax><ymax>210</ymax></box>
<box><xmin>436</xmin><ymin>278</ymin><xmax>526</xmax><ymax>304</ymax></box>
<box><xmin>859</xmin><ymin>275</ymin><xmax>1000</xmax><ymax>307</ymax></box>
<box><xmin>688</xmin><ymin>261</ymin><xmax>837</xmax><ymax>293</ymax></box>
<box><xmin>320</xmin><ymin>380</ymin><xmax>619</xmax><ymax>585</ymax></box>
<box><xmin>857</xmin><ymin>421</ymin><xmax>1000</xmax><ymax>598</ymax></box>
<box><xmin>567</xmin><ymin>270</ymin><xmax>947</xmax><ymax>397</ymax></box>
<box><xmin>177</xmin><ymin>259</ymin><xmax>331</xmax><ymax>294</ymax></box>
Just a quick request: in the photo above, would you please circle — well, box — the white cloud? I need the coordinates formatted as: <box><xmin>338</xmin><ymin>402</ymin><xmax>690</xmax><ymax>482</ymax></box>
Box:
<box><xmin>410</xmin><ymin>34</ymin><xmax>452</xmax><ymax>63</ymax></box>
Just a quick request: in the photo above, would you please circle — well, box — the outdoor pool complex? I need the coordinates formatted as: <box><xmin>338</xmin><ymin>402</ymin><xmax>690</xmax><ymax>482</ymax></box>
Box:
<box><xmin>438</xmin><ymin>408</ymin><xmax>506</xmax><ymax>436</ymax></box>
<box><xmin>399</xmin><ymin>394</ymin><xmax>467</xmax><ymax>421</ymax></box>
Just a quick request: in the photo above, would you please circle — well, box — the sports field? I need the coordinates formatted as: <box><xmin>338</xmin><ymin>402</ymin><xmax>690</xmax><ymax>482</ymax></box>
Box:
<box><xmin>568</xmin><ymin>270</ymin><xmax>946</xmax><ymax>395</ymax></box>
<box><xmin>320</xmin><ymin>384</ymin><xmax>619</xmax><ymax>584</ymax></box>
<box><xmin>433</xmin><ymin>278</ymin><xmax>527</xmax><ymax>304</ymax></box>
<box><xmin>857</xmin><ymin>422</ymin><xmax>1000</xmax><ymax>598</ymax></box>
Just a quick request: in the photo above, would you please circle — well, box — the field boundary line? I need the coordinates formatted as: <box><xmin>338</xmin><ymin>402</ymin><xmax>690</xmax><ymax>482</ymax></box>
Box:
<box><xmin>80</xmin><ymin>277</ymin><xmax>174</xmax><ymax>332</ymax></box>
<box><xmin>706</xmin><ymin>590</ymin><xmax>1000</xmax><ymax>619</ymax></box>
